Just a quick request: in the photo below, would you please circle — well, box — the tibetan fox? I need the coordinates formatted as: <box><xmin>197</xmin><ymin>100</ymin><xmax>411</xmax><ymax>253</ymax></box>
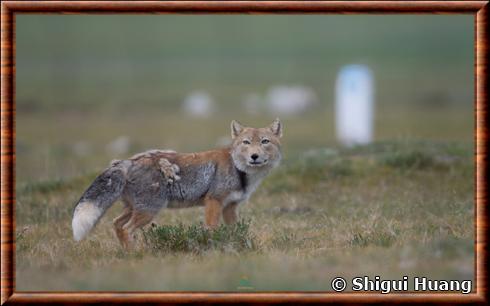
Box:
<box><xmin>72</xmin><ymin>119</ymin><xmax>283</xmax><ymax>248</ymax></box>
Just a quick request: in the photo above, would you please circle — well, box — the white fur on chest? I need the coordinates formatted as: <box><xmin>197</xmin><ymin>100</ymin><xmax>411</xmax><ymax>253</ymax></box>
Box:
<box><xmin>223</xmin><ymin>173</ymin><xmax>265</xmax><ymax>206</ymax></box>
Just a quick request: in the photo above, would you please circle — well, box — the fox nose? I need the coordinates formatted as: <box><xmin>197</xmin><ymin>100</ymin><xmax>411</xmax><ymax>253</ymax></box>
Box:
<box><xmin>251</xmin><ymin>154</ymin><xmax>259</xmax><ymax>161</ymax></box>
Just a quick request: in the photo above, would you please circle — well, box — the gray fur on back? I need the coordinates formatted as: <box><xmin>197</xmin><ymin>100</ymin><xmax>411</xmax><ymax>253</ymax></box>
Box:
<box><xmin>123</xmin><ymin>157</ymin><xmax>220</xmax><ymax>212</ymax></box>
<box><xmin>166</xmin><ymin>162</ymin><xmax>216</xmax><ymax>202</ymax></box>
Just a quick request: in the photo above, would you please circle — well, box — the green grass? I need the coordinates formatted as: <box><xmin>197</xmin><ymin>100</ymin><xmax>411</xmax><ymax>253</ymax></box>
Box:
<box><xmin>143</xmin><ymin>220</ymin><xmax>256</xmax><ymax>254</ymax></box>
<box><xmin>15</xmin><ymin>140</ymin><xmax>474</xmax><ymax>291</ymax></box>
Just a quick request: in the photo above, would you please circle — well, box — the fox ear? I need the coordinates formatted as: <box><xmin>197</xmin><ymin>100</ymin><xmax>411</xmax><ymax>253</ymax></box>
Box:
<box><xmin>269</xmin><ymin>118</ymin><xmax>283</xmax><ymax>138</ymax></box>
<box><xmin>231</xmin><ymin>120</ymin><xmax>244</xmax><ymax>139</ymax></box>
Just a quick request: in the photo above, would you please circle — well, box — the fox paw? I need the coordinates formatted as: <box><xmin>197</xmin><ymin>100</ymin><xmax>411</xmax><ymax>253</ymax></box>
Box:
<box><xmin>158</xmin><ymin>158</ymin><xmax>180</xmax><ymax>184</ymax></box>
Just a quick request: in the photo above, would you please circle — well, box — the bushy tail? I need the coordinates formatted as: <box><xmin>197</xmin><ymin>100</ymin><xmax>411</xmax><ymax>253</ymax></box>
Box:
<box><xmin>72</xmin><ymin>160</ymin><xmax>131</xmax><ymax>241</ymax></box>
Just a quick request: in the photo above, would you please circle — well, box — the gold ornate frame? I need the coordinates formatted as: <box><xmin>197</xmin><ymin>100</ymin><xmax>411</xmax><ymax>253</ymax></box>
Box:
<box><xmin>1</xmin><ymin>1</ymin><xmax>487</xmax><ymax>304</ymax></box>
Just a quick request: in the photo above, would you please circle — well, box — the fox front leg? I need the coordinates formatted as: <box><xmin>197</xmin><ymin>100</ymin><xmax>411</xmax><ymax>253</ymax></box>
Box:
<box><xmin>204</xmin><ymin>196</ymin><xmax>222</xmax><ymax>229</ymax></box>
<box><xmin>158</xmin><ymin>158</ymin><xmax>181</xmax><ymax>184</ymax></box>
<box><xmin>223</xmin><ymin>202</ymin><xmax>239</xmax><ymax>225</ymax></box>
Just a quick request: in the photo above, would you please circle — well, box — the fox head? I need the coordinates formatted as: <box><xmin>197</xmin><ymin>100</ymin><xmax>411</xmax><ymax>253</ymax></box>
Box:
<box><xmin>230</xmin><ymin>118</ymin><xmax>283</xmax><ymax>174</ymax></box>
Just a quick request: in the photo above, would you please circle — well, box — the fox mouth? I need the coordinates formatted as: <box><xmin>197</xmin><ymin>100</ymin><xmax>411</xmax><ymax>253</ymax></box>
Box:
<box><xmin>248</xmin><ymin>159</ymin><xmax>267</xmax><ymax>166</ymax></box>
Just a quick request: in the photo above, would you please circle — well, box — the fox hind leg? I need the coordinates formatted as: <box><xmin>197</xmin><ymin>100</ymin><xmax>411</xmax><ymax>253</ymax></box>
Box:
<box><xmin>119</xmin><ymin>210</ymin><xmax>155</xmax><ymax>250</ymax></box>
<box><xmin>113</xmin><ymin>203</ymin><xmax>133</xmax><ymax>248</ymax></box>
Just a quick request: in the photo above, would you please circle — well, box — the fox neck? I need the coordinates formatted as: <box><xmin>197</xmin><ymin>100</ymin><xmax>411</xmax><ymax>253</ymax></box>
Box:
<box><xmin>229</xmin><ymin>168</ymin><xmax>267</xmax><ymax>205</ymax></box>
<box><xmin>234</xmin><ymin>163</ymin><xmax>270</xmax><ymax>194</ymax></box>
<box><xmin>231</xmin><ymin>153</ymin><xmax>265</xmax><ymax>184</ymax></box>
<box><xmin>237</xmin><ymin>169</ymin><xmax>248</xmax><ymax>191</ymax></box>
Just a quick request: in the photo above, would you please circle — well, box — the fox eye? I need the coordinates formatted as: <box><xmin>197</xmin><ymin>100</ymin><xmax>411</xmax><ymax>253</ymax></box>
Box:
<box><xmin>242</xmin><ymin>140</ymin><xmax>251</xmax><ymax>145</ymax></box>
<box><xmin>261</xmin><ymin>139</ymin><xmax>270</xmax><ymax>144</ymax></box>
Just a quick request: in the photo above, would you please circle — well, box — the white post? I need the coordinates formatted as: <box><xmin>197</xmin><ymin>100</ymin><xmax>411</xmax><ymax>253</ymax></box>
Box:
<box><xmin>335</xmin><ymin>64</ymin><xmax>374</xmax><ymax>146</ymax></box>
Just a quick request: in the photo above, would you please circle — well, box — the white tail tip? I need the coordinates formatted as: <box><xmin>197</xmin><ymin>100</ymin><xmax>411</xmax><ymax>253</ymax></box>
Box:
<box><xmin>72</xmin><ymin>201</ymin><xmax>102</xmax><ymax>241</ymax></box>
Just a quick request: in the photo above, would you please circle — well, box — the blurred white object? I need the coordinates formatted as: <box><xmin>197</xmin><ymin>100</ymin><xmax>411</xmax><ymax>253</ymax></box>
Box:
<box><xmin>335</xmin><ymin>65</ymin><xmax>374</xmax><ymax>146</ymax></box>
<box><xmin>242</xmin><ymin>93</ymin><xmax>263</xmax><ymax>115</ymax></box>
<box><xmin>182</xmin><ymin>91</ymin><xmax>215</xmax><ymax>118</ymax></box>
<box><xmin>106</xmin><ymin>136</ymin><xmax>131</xmax><ymax>156</ymax></box>
<box><xmin>266</xmin><ymin>85</ymin><xmax>318</xmax><ymax>116</ymax></box>
<box><xmin>72</xmin><ymin>141</ymin><xmax>92</xmax><ymax>157</ymax></box>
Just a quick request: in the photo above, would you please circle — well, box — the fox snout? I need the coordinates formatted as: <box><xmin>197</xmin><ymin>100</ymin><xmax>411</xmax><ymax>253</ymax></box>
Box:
<box><xmin>248</xmin><ymin>151</ymin><xmax>268</xmax><ymax>166</ymax></box>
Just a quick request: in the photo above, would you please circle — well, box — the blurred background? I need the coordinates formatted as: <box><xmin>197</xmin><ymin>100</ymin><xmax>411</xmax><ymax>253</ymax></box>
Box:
<box><xmin>16</xmin><ymin>15</ymin><xmax>473</xmax><ymax>184</ymax></box>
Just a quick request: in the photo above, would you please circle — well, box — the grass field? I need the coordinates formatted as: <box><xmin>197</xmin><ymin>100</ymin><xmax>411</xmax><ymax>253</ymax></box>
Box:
<box><xmin>16</xmin><ymin>131</ymin><xmax>474</xmax><ymax>291</ymax></box>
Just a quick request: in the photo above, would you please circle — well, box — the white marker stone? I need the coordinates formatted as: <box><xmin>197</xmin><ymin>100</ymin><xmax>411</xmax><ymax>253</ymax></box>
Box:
<box><xmin>335</xmin><ymin>65</ymin><xmax>374</xmax><ymax>146</ymax></box>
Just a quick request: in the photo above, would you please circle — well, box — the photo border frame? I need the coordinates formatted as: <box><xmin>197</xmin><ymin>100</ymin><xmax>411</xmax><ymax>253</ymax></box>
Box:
<box><xmin>1</xmin><ymin>1</ymin><xmax>488</xmax><ymax>304</ymax></box>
